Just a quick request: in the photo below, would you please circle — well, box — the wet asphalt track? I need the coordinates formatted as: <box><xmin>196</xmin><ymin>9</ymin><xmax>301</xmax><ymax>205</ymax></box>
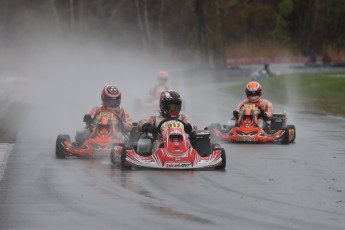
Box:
<box><xmin>0</xmin><ymin>67</ymin><xmax>345</xmax><ymax>230</ymax></box>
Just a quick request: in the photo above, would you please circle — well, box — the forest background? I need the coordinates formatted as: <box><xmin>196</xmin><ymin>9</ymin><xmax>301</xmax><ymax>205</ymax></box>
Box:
<box><xmin>0</xmin><ymin>0</ymin><xmax>345</xmax><ymax>69</ymax></box>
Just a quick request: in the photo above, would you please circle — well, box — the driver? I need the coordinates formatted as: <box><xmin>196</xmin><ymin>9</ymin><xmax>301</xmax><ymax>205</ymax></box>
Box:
<box><xmin>150</xmin><ymin>70</ymin><xmax>170</xmax><ymax>99</ymax></box>
<box><xmin>233</xmin><ymin>81</ymin><xmax>273</xmax><ymax>132</ymax></box>
<box><xmin>83</xmin><ymin>85</ymin><xmax>133</xmax><ymax>137</ymax></box>
<box><xmin>138</xmin><ymin>90</ymin><xmax>197</xmax><ymax>151</ymax></box>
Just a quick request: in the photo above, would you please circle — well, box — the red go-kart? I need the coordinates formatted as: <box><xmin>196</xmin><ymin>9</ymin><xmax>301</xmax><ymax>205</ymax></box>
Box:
<box><xmin>110</xmin><ymin>120</ymin><xmax>226</xmax><ymax>169</ymax></box>
<box><xmin>209</xmin><ymin>103</ymin><xmax>296</xmax><ymax>144</ymax></box>
<box><xmin>56</xmin><ymin>114</ymin><xmax>127</xmax><ymax>158</ymax></box>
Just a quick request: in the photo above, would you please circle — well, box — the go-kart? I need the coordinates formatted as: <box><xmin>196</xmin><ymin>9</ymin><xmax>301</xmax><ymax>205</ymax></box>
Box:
<box><xmin>209</xmin><ymin>103</ymin><xmax>296</xmax><ymax>144</ymax></box>
<box><xmin>250</xmin><ymin>68</ymin><xmax>279</xmax><ymax>80</ymax></box>
<box><xmin>110</xmin><ymin>120</ymin><xmax>226</xmax><ymax>170</ymax></box>
<box><xmin>56</xmin><ymin>114</ymin><xmax>128</xmax><ymax>158</ymax></box>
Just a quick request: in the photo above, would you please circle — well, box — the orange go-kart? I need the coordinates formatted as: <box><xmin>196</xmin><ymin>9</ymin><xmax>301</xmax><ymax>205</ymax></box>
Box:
<box><xmin>209</xmin><ymin>103</ymin><xmax>296</xmax><ymax>144</ymax></box>
<box><xmin>55</xmin><ymin>114</ymin><xmax>128</xmax><ymax>158</ymax></box>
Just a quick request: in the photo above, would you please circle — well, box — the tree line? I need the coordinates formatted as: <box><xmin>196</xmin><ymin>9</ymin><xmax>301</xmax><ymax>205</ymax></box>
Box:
<box><xmin>1</xmin><ymin>0</ymin><xmax>344</xmax><ymax>69</ymax></box>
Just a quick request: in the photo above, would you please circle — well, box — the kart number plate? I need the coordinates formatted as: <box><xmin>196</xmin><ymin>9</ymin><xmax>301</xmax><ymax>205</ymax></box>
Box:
<box><xmin>239</xmin><ymin>137</ymin><xmax>255</xmax><ymax>142</ymax></box>
<box><xmin>165</xmin><ymin>162</ymin><xmax>191</xmax><ymax>168</ymax></box>
<box><xmin>100</xmin><ymin>112</ymin><xmax>113</xmax><ymax>120</ymax></box>
<box><xmin>162</xmin><ymin>121</ymin><xmax>183</xmax><ymax>133</ymax></box>
<box><xmin>243</xmin><ymin>104</ymin><xmax>256</xmax><ymax>110</ymax></box>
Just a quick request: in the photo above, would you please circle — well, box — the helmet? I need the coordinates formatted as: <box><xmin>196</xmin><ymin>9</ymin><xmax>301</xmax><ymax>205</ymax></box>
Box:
<box><xmin>101</xmin><ymin>85</ymin><xmax>121</xmax><ymax>109</ymax></box>
<box><xmin>159</xmin><ymin>90</ymin><xmax>182</xmax><ymax>118</ymax></box>
<box><xmin>158</xmin><ymin>71</ymin><xmax>168</xmax><ymax>81</ymax></box>
<box><xmin>245</xmin><ymin>81</ymin><xmax>262</xmax><ymax>102</ymax></box>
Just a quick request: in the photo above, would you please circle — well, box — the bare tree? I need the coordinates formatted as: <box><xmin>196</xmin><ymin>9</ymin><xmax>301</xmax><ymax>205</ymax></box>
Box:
<box><xmin>143</xmin><ymin>0</ymin><xmax>152</xmax><ymax>48</ymax></box>
<box><xmin>158</xmin><ymin>0</ymin><xmax>165</xmax><ymax>51</ymax></box>
<box><xmin>50</xmin><ymin>0</ymin><xmax>61</xmax><ymax>33</ymax></box>
<box><xmin>69</xmin><ymin>0</ymin><xmax>75</xmax><ymax>31</ymax></box>
<box><xmin>103</xmin><ymin>0</ymin><xmax>125</xmax><ymax>38</ymax></box>
<box><xmin>134</xmin><ymin>0</ymin><xmax>147</xmax><ymax>50</ymax></box>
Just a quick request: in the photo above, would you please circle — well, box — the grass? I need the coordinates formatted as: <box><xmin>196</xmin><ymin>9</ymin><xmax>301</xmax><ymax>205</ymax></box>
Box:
<box><xmin>224</xmin><ymin>72</ymin><xmax>345</xmax><ymax>117</ymax></box>
<box><xmin>0</xmin><ymin>102</ymin><xmax>29</xmax><ymax>143</ymax></box>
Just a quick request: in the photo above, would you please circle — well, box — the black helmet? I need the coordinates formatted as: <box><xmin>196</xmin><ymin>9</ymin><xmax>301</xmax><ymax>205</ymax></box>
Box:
<box><xmin>159</xmin><ymin>90</ymin><xmax>182</xmax><ymax>118</ymax></box>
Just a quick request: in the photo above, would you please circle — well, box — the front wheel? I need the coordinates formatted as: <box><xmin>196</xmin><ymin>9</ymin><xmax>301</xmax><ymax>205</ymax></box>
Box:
<box><xmin>56</xmin><ymin>134</ymin><xmax>70</xmax><ymax>159</ymax></box>
<box><xmin>215</xmin><ymin>148</ymin><xmax>226</xmax><ymax>170</ymax></box>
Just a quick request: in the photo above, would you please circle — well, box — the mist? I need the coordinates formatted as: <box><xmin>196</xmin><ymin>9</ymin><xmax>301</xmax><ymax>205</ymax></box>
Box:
<box><xmin>1</xmin><ymin>29</ymin><xmax>208</xmax><ymax>144</ymax></box>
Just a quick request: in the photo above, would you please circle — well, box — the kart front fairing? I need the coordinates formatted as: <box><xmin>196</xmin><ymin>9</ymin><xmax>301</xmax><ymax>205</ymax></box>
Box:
<box><xmin>59</xmin><ymin>116</ymin><xmax>126</xmax><ymax>157</ymax></box>
<box><xmin>122</xmin><ymin>120</ymin><xmax>223</xmax><ymax>169</ymax></box>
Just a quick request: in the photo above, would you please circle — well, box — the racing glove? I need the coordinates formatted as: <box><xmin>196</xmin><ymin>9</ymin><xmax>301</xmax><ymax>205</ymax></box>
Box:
<box><xmin>259</xmin><ymin>109</ymin><xmax>269</xmax><ymax>121</ymax></box>
<box><xmin>233</xmin><ymin>110</ymin><xmax>239</xmax><ymax>119</ymax></box>
<box><xmin>142</xmin><ymin>123</ymin><xmax>159</xmax><ymax>134</ymax></box>
<box><xmin>83</xmin><ymin>114</ymin><xmax>93</xmax><ymax>124</ymax></box>
<box><xmin>183</xmin><ymin>123</ymin><xmax>193</xmax><ymax>134</ymax></box>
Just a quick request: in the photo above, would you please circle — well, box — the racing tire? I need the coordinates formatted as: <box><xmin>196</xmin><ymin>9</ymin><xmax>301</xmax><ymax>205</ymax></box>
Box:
<box><xmin>286</xmin><ymin>124</ymin><xmax>296</xmax><ymax>143</ymax></box>
<box><xmin>110</xmin><ymin>148</ymin><xmax>117</xmax><ymax>165</ymax></box>
<box><xmin>56</xmin><ymin>134</ymin><xmax>70</xmax><ymax>159</ymax></box>
<box><xmin>121</xmin><ymin>147</ymin><xmax>131</xmax><ymax>169</ymax></box>
<box><xmin>212</xmin><ymin>143</ymin><xmax>221</xmax><ymax>150</ymax></box>
<box><xmin>110</xmin><ymin>144</ymin><xmax>126</xmax><ymax>165</ymax></box>
<box><xmin>281</xmin><ymin>128</ymin><xmax>290</xmax><ymax>145</ymax></box>
<box><xmin>215</xmin><ymin>148</ymin><xmax>226</xmax><ymax>170</ymax></box>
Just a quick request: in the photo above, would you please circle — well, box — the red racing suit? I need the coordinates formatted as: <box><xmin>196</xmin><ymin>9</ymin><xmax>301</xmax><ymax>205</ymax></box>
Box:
<box><xmin>138</xmin><ymin>113</ymin><xmax>197</xmax><ymax>150</ymax></box>
<box><xmin>88</xmin><ymin>106</ymin><xmax>133</xmax><ymax>139</ymax></box>
<box><xmin>235</xmin><ymin>99</ymin><xmax>273</xmax><ymax>118</ymax></box>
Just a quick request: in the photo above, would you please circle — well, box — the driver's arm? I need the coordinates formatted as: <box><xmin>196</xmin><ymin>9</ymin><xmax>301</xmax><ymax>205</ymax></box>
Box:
<box><xmin>138</xmin><ymin>116</ymin><xmax>156</xmax><ymax>132</ymax></box>
<box><xmin>181</xmin><ymin>115</ymin><xmax>197</xmax><ymax>135</ymax></box>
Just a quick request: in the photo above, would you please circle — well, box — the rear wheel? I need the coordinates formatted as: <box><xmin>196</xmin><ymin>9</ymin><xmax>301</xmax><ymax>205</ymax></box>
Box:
<box><xmin>121</xmin><ymin>147</ymin><xmax>131</xmax><ymax>169</ymax></box>
<box><xmin>286</xmin><ymin>124</ymin><xmax>296</xmax><ymax>143</ymax></box>
<box><xmin>215</xmin><ymin>148</ymin><xmax>226</xmax><ymax>170</ymax></box>
<box><xmin>110</xmin><ymin>148</ymin><xmax>117</xmax><ymax>165</ymax></box>
<box><xmin>281</xmin><ymin>128</ymin><xmax>290</xmax><ymax>144</ymax></box>
<box><xmin>56</xmin><ymin>134</ymin><xmax>70</xmax><ymax>159</ymax></box>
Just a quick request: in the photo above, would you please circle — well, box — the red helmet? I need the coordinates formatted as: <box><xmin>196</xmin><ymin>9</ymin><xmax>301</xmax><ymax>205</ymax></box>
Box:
<box><xmin>101</xmin><ymin>85</ymin><xmax>121</xmax><ymax>109</ymax></box>
<box><xmin>158</xmin><ymin>71</ymin><xmax>168</xmax><ymax>81</ymax></box>
<box><xmin>159</xmin><ymin>90</ymin><xmax>182</xmax><ymax>118</ymax></box>
<box><xmin>245</xmin><ymin>81</ymin><xmax>262</xmax><ymax>102</ymax></box>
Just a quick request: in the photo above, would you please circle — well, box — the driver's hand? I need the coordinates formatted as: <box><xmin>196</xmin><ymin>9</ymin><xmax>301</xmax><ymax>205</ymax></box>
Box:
<box><xmin>183</xmin><ymin>123</ymin><xmax>193</xmax><ymax>134</ymax></box>
<box><xmin>83</xmin><ymin>114</ymin><xmax>93</xmax><ymax>124</ymax></box>
<box><xmin>259</xmin><ymin>109</ymin><xmax>269</xmax><ymax>121</ymax></box>
<box><xmin>142</xmin><ymin>124</ymin><xmax>159</xmax><ymax>134</ymax></box>
<box><xmin>233</xmin><ymin>110</ymin><xmax>239</xmax><ymax>119</ymax></box>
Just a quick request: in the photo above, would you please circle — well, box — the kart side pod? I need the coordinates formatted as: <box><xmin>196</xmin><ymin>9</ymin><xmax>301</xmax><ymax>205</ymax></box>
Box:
<box><xmin>190</xmin><ymin>131</ymin><xmax>212</xmax><ymax>157</ymax></box>
<box><xmin>137</xmin><ymin>137</ymin><xmax>152</xmax><ymax>156</ymax></box>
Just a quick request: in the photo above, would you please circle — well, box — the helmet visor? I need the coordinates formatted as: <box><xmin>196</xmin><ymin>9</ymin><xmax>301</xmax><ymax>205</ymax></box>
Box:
<box><xmin>168</xmin><ymin>103</ymin><xmax>181</xmax><ymax>117</ymax></box>
<box><xmin>246</xmin><ymin>91</ymin><xmax>261</xmax><ymax>97</ymax></box>
<box><xmin>103</xmin><ymin>98</ymin><xmax>121</xmax><ymax>109</ymax></box>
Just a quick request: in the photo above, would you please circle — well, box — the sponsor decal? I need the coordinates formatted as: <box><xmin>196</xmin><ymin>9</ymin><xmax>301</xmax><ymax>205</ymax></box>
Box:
<box><xmin>239</xmin><ymin>137</ymin><xmax>255</xmax><ymax>142</ymax></box>
<box><xmin>243</xmin><ymin>104</ymin><xmax>256</xmax><ymax>110</ymax></box>
<box><xmin>164</xmin><ymin>162</ymin><xmax>191</xmax><ymax>168</ymax></box>
<box><xmin>100</xmin><ymin>112</ymin><xmax>113</xmax><ymax>119</ymax></box>
<box><xmin>161</xmin><ymin>120</ymin><xmax>183</xmax><ymax>133</ymax></box>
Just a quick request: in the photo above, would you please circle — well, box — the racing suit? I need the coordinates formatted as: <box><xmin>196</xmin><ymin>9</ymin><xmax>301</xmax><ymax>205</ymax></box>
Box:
<box><xmin>234</xmin><ymin>99</ymin><xmax>273</xmax><ymax>132</ymax></box>
<box><xmin>137</xmin><ymin>114</ymin><xmax>197</xmax><ymax>152</ymax></box>
<box><xmin>86</xmin><ymin>106</ymin><xmax>133</xmax><ymax>142</ymax></box>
